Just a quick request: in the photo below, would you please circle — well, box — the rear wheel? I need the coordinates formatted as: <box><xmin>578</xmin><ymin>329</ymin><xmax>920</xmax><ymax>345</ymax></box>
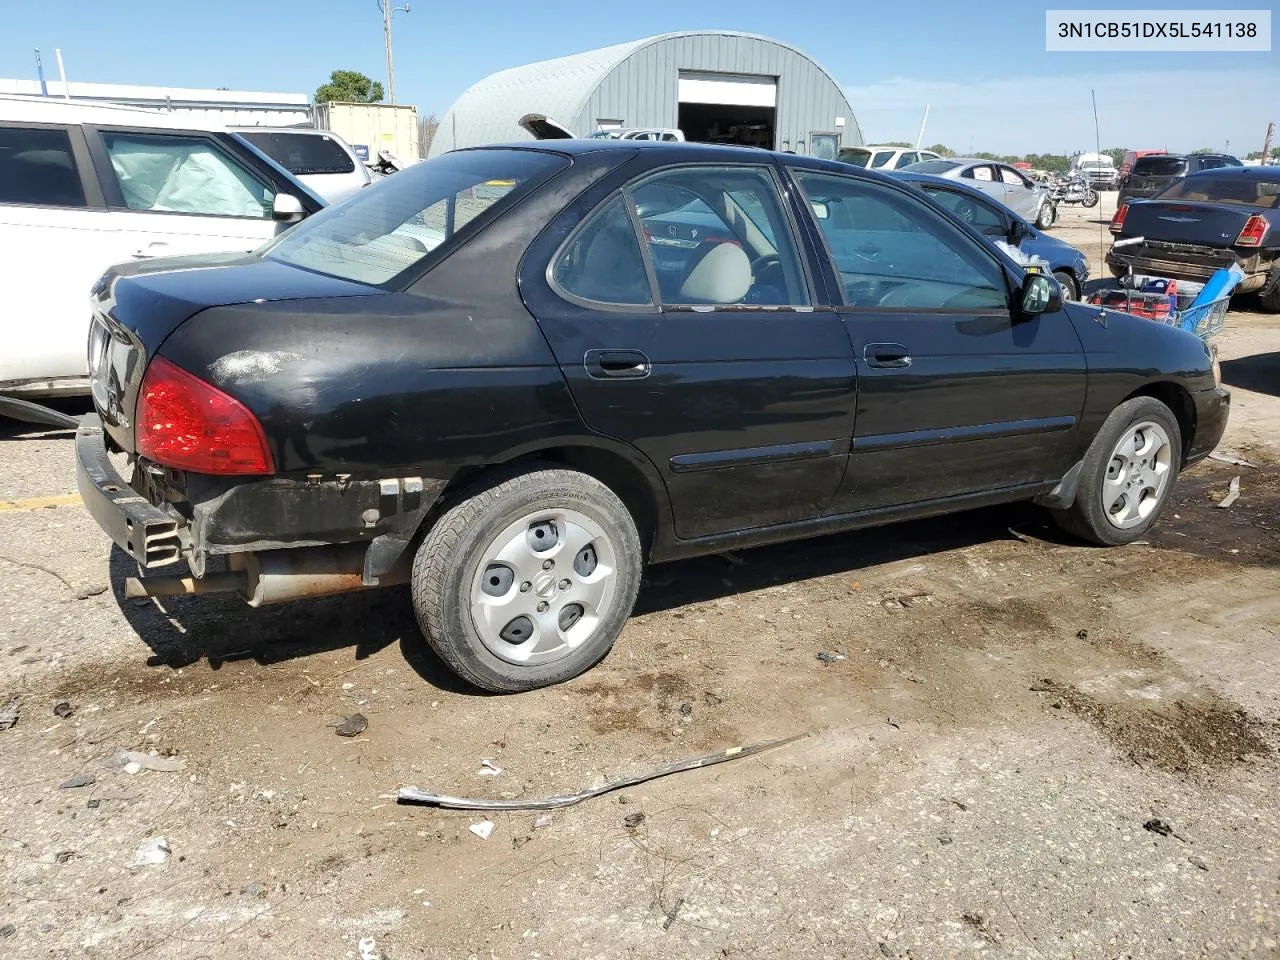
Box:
<box><xmin>410</xmin><ymin>468</ymin><xmax>642</xmax><ymax>692</ymax></box>
<box><xmin>1053</xmin><ymin>397</ymin><xmax>1181</xmax><ymax>545</ymax></box>
<box><xmin>1259</xmin><ymin>280</ymin><xmax>1280</xmax><ymax>313</ymax></box>
<box><xmin>1036</xmin><ymin>202</ymin><xmax>1057</xmax><ymax>229</ymax></box>
<box><xmin>1053</xmin><ymin>270</ymin><xmax>1079</xmax><ymax>301</ymax></box>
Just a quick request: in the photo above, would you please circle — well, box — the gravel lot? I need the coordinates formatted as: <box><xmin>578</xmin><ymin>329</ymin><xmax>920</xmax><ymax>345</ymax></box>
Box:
<box><xmin>2</xmin><ymin>197</ymin><xmax>1278</xmax><ymax>959</ymax></box>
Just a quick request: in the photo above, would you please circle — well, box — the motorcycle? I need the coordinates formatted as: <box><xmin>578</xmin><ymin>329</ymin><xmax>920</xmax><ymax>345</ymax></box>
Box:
<box><xmin>1048</xmin><ymin>172</ymin><xmax>1099</xmax><ymax>208</ymax></box>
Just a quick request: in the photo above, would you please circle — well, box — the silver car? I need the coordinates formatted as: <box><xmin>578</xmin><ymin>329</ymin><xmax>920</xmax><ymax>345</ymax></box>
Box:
<box><xmin>901</xmin><ymin>158</ymin><xmax>1055</xmax><ymax>228</ymax></box>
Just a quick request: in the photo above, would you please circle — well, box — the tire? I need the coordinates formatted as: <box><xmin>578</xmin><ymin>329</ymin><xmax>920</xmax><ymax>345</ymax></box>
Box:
<box><xmin>410</xmin><ymin>467</ymin><xmax>643</xmax><ymax>692</ymax></box>
<box><xmin>1036</xmin><ymin>202</ymin><xmax>1057</xmax><ymax>229</ymax></box>
<box><xmin>1052</xmin><ymin>397</ymin><xmax>1182</xmax><ymax>546</ymax></box>
<box><xmin>1053</xmin><ymin>270</ymin><xmax>1078</xmax><ymax>302</ymax></box>
<box><xmin>1083</xmin><ymin>189</ymin><xmax>1099</xmax><ymax>208</ymax></box>
<box><xmin>1259</xmin><ymin>279</ymin><xmax>1280</xmax><ymax>313</ymax></box>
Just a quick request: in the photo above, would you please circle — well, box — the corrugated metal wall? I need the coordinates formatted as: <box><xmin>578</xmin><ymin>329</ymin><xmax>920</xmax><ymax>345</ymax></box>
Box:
<box><xmin>574</xmin><ymin>34</ymin><xmax>862</xmax><ymax>152</ymax></box>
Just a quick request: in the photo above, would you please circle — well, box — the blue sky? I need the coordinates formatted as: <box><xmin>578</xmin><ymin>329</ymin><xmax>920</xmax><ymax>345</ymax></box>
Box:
<box><xmin>3</xmin><ymin>0</ymin><xmax>1275</xmax><ymax>154</ymax></box>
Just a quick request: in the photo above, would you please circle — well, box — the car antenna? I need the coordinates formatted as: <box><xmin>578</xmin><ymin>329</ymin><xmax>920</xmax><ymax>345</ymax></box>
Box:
<box><xmin>1092</xmin><ymin>88</ymin><xmax>1106</xmax><ymax>280</ymax></box>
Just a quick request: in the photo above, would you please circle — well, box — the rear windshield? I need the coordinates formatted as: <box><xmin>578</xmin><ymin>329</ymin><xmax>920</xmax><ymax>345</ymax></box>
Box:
<box><xmin>238</xmin><ymin>131</ymin><xmax>355</xmax><ymax>176</ymax></box>
<box><xmin>837</xmin><ymin>148</ymin><xmax>872</xmax><ymax>167</ymax></box>
<box><xmin>1134</xmin><ymin>157</ymin><xmax>1187</xmax><ymax>177</ymax></box>
<box><xmin>1159</xmin><ymin>174</ymin><xmax>1280</xmax><ymax>208</ymax></box>
<box><xmin>900</xmin><ymin>159</ymin><xmax>959</xmax><ymax>175</ymax></box>
<box><xmin>262</xmin><ymin>149</ymin><xmax>569</xmax><ymax>287</ymax></box>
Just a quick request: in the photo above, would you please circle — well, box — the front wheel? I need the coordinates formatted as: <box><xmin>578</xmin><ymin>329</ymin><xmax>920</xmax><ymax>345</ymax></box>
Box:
<box><xmin>1036</xmin><ymin>202</ymin><xmax>1057</xmax><ymax>229</ymax></box>
<box><xmin>1052</xmin><ymin>397</ymin><xmax>1182</xmax><ymax>545</ymax></box>
<box><xmin>1053</xmin><ymin>270</ymin><xmax>1079</xmax><ymax>301</ymax></box>
<box><xmin>1083</xmin><ymin>189</ymin><xmax>1099</xmax><ymax>208</ymax></box>
<box><xmin>410</xmin><ymin>468</ymin><xmax>643</xmax><ymax>692</ymax></box>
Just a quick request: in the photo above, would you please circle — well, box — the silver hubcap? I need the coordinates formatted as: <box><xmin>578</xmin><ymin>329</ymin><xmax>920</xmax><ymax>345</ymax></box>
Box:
<box><xmin>470</xmin><ymin>508</ymin><xmax>617</xmax><ymax>666</ymax></box>
<box><xmin>1101</xmin><ymin>420</ymin><xmax>1173</xmax><ymax>529</ymax></box>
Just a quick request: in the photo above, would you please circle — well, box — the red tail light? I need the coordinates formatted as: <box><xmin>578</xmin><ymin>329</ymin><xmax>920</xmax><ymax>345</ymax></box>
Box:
<box><xmin>136</xmin><ymin>357</ymin><xmax>274</xmax><ymax>475</ymax></box>
<box><xmin>1109</xmin><ymin>204</ymin><xmax>1128</xmax><ymax>234</ymax></box>
<box><xmin>1236</xmin><ymin>214</ymin><xmax>1269</xmax><ymax>248</ymax></box>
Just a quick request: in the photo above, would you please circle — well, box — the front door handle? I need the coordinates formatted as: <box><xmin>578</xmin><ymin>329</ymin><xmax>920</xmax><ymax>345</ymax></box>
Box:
<box><xmin>584</xmin><ymin>348</ymin><xmax>651</xmax><ymax>380</ymax></box>
<box><xmin>864</xmin><ymin>343</ymin><xmax>912</xmax><ymax>369</ymax></box>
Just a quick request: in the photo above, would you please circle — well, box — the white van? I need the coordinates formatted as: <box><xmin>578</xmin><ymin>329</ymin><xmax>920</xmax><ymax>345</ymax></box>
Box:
<box><xmin>0</xmin><ymin>96</ymin><xmax>323</xmax><ymax>406</ymax></box>
<box><xmin>232</xmin><ymin>126</ymin><xmax>372</xmax><ymax>203</ymax></box>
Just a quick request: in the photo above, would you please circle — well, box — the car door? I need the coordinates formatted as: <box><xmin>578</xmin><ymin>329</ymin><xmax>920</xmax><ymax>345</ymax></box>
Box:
<box><xmin>0</xmin><ymin>121</ymin><xmax>116</xmax><ymax>388</ymax></box>
<box><xmin>996</xmin><ymin>165</ymin><xmax>1039</xmax><ymax>219</ymax></box>
<box><xmin>84</xmin><ymin>126</ymin><xmax>286</xmax><ymax>262</ymax></box>
<box><xmin>520</xmin><ymin>160</ymin><xmax>857</xmax><ymax>540</ymax></box>
<box><xmin>786</xmin><ymin>167</ymin><xmax>1087</xmax><ymax>512</ymax></box>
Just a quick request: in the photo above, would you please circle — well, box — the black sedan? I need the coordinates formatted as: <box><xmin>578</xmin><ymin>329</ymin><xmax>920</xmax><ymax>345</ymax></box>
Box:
<box><xmin>77</xmin><ymin>140</ymin><xmax>1229</xmax><ymax>691</ymax></box>
<box><xmin>1109</xmin><ymin>166</ymin><xmax>1280</xmax><ymax>311</ymax></box>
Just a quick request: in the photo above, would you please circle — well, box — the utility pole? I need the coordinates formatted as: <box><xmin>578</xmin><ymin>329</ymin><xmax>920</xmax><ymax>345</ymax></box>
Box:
<box><xmin>379</xmin><ymin>0</ymin><xmax>410</xmax><ymax>104</ymax></box>
<box><xmin>1262</xmin><ymin>122</ymin><xmax>1275</xmax><ymax>166</ymax></box>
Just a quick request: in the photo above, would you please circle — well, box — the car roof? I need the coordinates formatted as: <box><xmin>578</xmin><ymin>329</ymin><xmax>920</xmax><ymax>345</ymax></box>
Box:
<box><xmin>0</xmin><ymin>94</ymin><xmax>229</xmax><ymax>130</ymax></box>
<box><xmin>1185</xmin><ymin>165</ymin><xmax>1279</xmax><ymax>179</ymax></box>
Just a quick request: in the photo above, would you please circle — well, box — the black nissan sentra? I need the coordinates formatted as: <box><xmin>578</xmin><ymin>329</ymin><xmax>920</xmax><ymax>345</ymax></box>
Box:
<box><xmin>78</xmin><ymin>140</ymin><xmax>1229</xmax><ymax>692</ymax></box>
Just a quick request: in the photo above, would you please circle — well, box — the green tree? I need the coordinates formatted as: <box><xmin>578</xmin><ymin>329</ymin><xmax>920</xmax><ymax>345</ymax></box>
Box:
<box><xmin>314</xmin><ymin>70</ymin><xmax>384</xmax><ymax>104</ymax></box>
<box><xmin>880</xmin><ymin>140</ymin><xmax>914</xmax><ymax>147</ymax></box>
<box><xmin>1026</xmin><ymin>153</ymin><xmax>1071</xmax><ymax>173</ymax></box>
<box><xmin>926</xmin><ymin>143</ymin><xmax>954</xmax><ymax>157</ymax></box>
<box><xmin>1103</xmin><ymin>147</ymin><xmax>1126</xmax><ymax>167</ymax></box>
<box><xmin>1190</xmin><ymin>146</ymin><xmax>1216</xmax><ymax>155</ymax></box>
<box><xmin>1245</xmin><ymin>147</ymin><xmax>1279</xmax><ymax>161</ymax></box>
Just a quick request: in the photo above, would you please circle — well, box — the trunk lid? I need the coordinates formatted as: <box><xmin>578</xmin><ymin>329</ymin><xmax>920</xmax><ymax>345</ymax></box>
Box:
<box><xmin>1117</xmin><ymin>200</ymin><xmax>1256</xmax><ymax>247</ymax></box>
<box><xmin>90</xmin><ymin>253</ymin><xmax>375</xmax><ymax>453</ymax></box>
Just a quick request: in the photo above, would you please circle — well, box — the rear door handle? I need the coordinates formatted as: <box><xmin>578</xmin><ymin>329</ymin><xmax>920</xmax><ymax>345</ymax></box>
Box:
<box><xmin>864</xmin><ymin>343</ymin><xmax>912</xmax><ymax>369</ymax></box>
<box><xmin>584</xmin><ymin>348</ymin><xmax>651</xmax><ymax>380</ymax></box>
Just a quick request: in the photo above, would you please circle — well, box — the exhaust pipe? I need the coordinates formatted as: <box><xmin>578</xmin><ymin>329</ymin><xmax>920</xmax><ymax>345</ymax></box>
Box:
<box><xmin>125</xmin><ymin>544</ymin><xmax>410</xmax><ymax>606</ymax></box>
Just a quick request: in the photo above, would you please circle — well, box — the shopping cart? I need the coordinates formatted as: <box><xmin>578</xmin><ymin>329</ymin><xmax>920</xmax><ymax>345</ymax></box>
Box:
<box><xmin>1090</xmin><ymin>237</ymin><xmax>1241</xmax><ymax>342</ymax></box>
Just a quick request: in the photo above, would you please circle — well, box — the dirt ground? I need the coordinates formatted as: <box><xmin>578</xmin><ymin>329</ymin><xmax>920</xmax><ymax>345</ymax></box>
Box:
<box><xmin>2</xmin><ymin>196</ymin><xmax>1279</xmax><ymax>959</ymax></box>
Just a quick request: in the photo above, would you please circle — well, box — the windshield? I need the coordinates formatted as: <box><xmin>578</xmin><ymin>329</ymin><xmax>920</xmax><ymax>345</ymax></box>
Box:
<box><xmin>901</xmin><ymin>159</ymin><xmax>959</xmax><ymax>175</ymax></box>
<box><xmin>239</xmin><ymin>131</ymin><xmax>355</xmax><ymax>176</ymax></box>
<box><xmin>837</xmin><ymin>148</ymin><xmax>872</xmax><ymax>167</ymax></box>
<box><xmin>263</xmin><ymin>149</ymin><xmax>568</xmax><ymax>286</ymax></box>
<box><xmin>1158</xmin><ymin>174</ymin><xmax>1280</xmax><ymax>208</ymax></box>
<box><xmin>1134</xmin><ymin>157</ymin><xmax>1187</xmax><ymax>177</ymax></box>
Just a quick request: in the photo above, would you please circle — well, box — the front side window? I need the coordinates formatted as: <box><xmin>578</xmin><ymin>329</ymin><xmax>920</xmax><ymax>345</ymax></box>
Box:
<box><xmin>266</xmin><ymin>148</ymin><xmax>567</xmax><ymax>287</ymax></box>
<box><xmin>101</xmin><ymin>131</ymin><xmax>273</xmax><ymax>218</ymax></box>
<box><xmin>237</xmin><ymin>131</ymin><xmax>355</xmax><ymax>176</ymax></box>
<box><xmin>893</xmin><ymin>152</ymin><xmax>919</xmax><ymax>169</ymax></box>
<box><xmin>793</xmin><ymin>170</ymin><xmax>1010</xmax><ymax>311</ymax></box>
<box><xmin>0</xmin><ymin>126</ymin><xmax>86</xmax><ymax>208</ymax></box>
<box><xmin>920</xmin><ymin>185</ymin><xmax>1006</xmax><ymax>233</ymax></box>
<box><xmin>630</xmin><ymin>166</ymin><xmax>809</xmax><ymax>307</ymax></box>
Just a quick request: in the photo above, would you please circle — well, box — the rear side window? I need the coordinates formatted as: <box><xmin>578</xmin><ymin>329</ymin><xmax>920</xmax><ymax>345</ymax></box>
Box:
<box><xmin>0</xmin><ymin>127</ymin><xmax>85</xmax><ymax>208</ymax></box>
<box><xmin>101</xmin><ymin>132</ymin><xmax>274</xmax><ymax>218</ymax></box>
<box><xmin>1134</xmin><ymin>157</ymin><xmax>1187</xmax><ymax>177</ymax></box>
<box><xmin>552</xmin><ymin>195</ymin><xmax>652</xmax><ymax>306</ymax></box>
<box><xmin>238</xmin><ymin>131</ymin><xmax>355</xmax><ymax>175</ymax></box>
<box><xmin>265</xmin><ymin>148</ymin><xmax>568</xmax><ymax>287</ymax></box>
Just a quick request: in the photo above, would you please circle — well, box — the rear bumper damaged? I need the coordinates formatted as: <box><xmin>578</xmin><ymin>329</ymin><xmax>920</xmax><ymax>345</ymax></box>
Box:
<box><xmin>75</xmin><ymin>412</ymin><xmax>445</xmax><ymax>600</ymax></box>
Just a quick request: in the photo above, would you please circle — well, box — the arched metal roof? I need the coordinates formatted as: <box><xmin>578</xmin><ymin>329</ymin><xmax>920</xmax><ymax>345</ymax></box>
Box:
<box><xmin>431</xmin><ymin>31</ymin><xmax>857</xmax><ymax>156</ymax></box>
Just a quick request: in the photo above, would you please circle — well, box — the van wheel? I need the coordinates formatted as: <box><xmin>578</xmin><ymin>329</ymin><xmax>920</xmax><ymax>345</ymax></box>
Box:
<box><xmin>1053</xmin><ymin>397</ymin><xmax>1181</xmax><ymax>545</ymax></box>
<box><xmin>410</xmin><ymin>468</ymin><xmax>642</xmax><ymax>692</ymax></box>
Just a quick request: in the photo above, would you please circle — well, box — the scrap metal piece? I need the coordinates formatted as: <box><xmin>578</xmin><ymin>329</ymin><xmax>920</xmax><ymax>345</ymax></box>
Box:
<box><xmin>398</xmin><ymin>734</ymin><xmax>807</xmax><ymax>811</ymax></box>
<box><xmin>1217</xmin><ymin>476</ymin><xmax>1241</xmax><ymax>509</ymax></box>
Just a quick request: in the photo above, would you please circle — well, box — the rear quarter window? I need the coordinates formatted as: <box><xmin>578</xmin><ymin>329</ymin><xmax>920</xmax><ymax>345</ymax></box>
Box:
<box><xmin>0</xmin><ymin>127</ymin><xmax>86</xmax><ymax>207</ymax></box>
<box><xmin>239</xmin><ymin>131</ymin><xmax>355</xmax><ymax>175</ymax></box>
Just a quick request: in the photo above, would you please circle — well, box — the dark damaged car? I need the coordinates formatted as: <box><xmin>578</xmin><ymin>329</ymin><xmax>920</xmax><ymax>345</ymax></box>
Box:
<box><xmin>78</xmin><ymin>141</ymin><xmax>1229</xmax><ymax>691</ymax></box>
<box><xmin>1108</xmin><ymin>166</ymin><xmax>1280</xmax><ymax>311</ymax></box>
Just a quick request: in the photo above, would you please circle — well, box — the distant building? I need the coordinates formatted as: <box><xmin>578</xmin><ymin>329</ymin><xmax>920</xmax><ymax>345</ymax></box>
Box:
<box><xmin>432</xmin><ymin>31</ymin><xmax>862</xmax><ymax>158</ymax></box>
<box><xmin>0</xmin><ymin>78</ymin><xmax>310</xmax><ymax>127</ymax></box>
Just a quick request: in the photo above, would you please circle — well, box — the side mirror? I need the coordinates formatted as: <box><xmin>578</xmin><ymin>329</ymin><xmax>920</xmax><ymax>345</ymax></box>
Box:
<box><xmin>1019</xmin><ymin>272</ymin><xmax>1062</xmax><ymax>317</ymax></box>
<box><xmin>982</xmin><ymin>224</ymin><xmax>1006</xmax><ymax>238</ymax></box>
<box><xmin>272</xmin><ymin>193</ymin><xmax>306</xmax><ymax>223</ymax></box>
<box><xmin>1009</xmin><ymin>219</ymin><xmax>1029</xmax><ymax>242</ymax></box>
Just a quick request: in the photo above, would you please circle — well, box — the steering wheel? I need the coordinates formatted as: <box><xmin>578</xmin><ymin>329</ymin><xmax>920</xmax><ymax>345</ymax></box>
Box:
<box><xmin>750</xmin><ymin>253</ymin><xmax>781</xmax><ymax>274</ymax></box>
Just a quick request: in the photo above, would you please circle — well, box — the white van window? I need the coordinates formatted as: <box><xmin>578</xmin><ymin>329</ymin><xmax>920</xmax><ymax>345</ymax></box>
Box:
<box><xmin>101</xmin><ymin>132</ymin><xmax>273</xmax><ymax>219</ymax></box>
<box><xmin>0</xmin><ymin>127</ymin><xmax>86</xmax><ymax>208</ymax></box>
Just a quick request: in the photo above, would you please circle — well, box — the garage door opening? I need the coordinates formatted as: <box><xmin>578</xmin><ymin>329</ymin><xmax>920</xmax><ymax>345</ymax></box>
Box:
<box><xmin>677</xmin><ymin>71</ymin><xmax>777</xmax><ymax>149</ymax></box>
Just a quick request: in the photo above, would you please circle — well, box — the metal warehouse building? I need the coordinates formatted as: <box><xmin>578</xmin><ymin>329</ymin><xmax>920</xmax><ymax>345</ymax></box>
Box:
<box><xmin>430</xmin><ymin>31</ymin><xmax>862</xmax><ymax>158</ymax></box>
